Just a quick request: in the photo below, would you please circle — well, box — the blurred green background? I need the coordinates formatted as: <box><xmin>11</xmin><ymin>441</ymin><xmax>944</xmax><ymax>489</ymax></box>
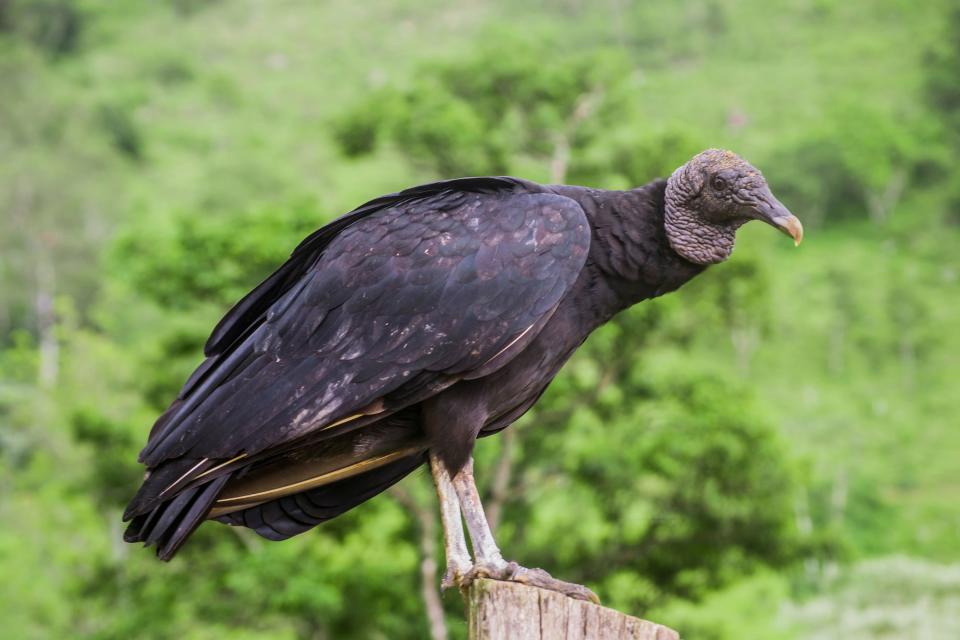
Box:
<box><xmin>2</xmin><ymin>0</ymin><xmax>959</xmax><ymax>638</ymax></box>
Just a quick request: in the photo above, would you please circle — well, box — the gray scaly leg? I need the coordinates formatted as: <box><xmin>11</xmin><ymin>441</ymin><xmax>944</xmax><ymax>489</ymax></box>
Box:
<box><xmin>450</xmin><ymin>455</ymin><xmax>600</xmax><ymax>604</ymax></box>
<box><xmin>429</xmin><ymin>451</ymin><xmax>472</xmax><ymax>589</ymax></box>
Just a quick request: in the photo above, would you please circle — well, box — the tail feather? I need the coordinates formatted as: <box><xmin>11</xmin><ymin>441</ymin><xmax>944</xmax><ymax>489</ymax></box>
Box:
<box><xmin>123</xmin><ymin>456</ymin><xmax>214</xmax><ymax>521</ymax></box>
<box><xmin>124</xmin><ymin>474</ymin><xmax>231</xmax><ymax>560</ymax></box>
<box><xmin>216</xmin><ymin>452</ymin><xmax>425</xmax><ymax>540</ymax></box>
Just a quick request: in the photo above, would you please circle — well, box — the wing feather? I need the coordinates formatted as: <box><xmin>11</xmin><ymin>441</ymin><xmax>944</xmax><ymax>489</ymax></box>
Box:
<box><xmin>135</xmin><ymin>178</ymin><xmax>590</xmax><ymax>484</ymax></box>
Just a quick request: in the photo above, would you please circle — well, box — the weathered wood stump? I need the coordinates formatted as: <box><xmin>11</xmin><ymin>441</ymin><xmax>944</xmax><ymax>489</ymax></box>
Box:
<box><xmin>467</xmin><ymin>579</ymin><xmax>680</xmax><ymax>640</ymax></box>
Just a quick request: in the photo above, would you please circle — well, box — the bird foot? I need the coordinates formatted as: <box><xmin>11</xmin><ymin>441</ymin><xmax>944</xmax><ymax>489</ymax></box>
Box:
<box><xmin>441</xmin><ymin>560</ymin><xmax>472</xmax><ymax>592</ymax></box>
<box><xmin>459</xmin><ymin>560</ymin><xmax>600</xmax><ymax>604</ymax></box>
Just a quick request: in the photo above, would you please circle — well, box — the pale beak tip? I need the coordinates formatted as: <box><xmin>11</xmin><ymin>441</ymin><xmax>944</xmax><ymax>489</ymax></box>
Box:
<box><xmin>754</xmin><ymin>192</ymin><xmax>803</xmax><ymax>247</ymax></box>
<box><xmin>776</xmin><ymin>215</ymin><xmax>803</xmax><ymax>247</ymax></box>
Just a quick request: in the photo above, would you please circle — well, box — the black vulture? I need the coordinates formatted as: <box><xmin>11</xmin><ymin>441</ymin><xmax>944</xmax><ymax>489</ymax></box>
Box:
<box><xmin>124</xmin><ymin>149</ymin><xmax>802</xmax><ymax>602</ymax></box>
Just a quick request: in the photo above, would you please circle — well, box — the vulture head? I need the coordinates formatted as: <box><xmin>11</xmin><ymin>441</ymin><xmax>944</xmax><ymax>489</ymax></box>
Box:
<box><xmin>664</xmin><ymin>148</ymin><xmax>803</xmax><ymax>265</ymax></box>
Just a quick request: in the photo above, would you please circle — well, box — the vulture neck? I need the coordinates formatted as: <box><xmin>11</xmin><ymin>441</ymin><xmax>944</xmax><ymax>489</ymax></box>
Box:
<box><xmin>554</xmin><ymin>181</ymin><xmax>706</xmax><ymax>318</ymax></box>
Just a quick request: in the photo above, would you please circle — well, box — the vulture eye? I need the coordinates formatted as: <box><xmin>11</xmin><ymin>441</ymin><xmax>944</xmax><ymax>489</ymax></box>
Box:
<box><xmin>711</xmin><ymin>175</ymin><xmax>728</xmax><ymax>191</ymax></box>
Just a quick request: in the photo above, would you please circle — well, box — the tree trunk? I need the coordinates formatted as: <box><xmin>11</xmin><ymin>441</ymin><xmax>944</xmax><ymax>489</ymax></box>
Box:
<box><xmin>35</xmin><ymin>253</ymin><xmax>59</xmax><ymax>388</ymax></box>
<box><xmin>467</xmin><ymin>579</ymin><xmax>679</xmax><ymax>640</ymax></box>
<box><xmin>485</xmin><ymin>427</ymin><xmax>516</xmax><ymax>533</ymax></box>
<box><xmin>865</xmin><ymin>168</ymin><xmax>907</xmax><ymax>224</ymax></box>
<box><xmin>390</xmin><ymin>484</ymin><xmax>449</xmax><ymax>640</ymax></box>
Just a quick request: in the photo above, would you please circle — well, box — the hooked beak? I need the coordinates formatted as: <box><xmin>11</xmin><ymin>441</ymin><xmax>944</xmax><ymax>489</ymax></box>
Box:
<box><xmin>751</xmin><ymin>188</ymin><xmax>803</xmax><ymax>246</ymax></box>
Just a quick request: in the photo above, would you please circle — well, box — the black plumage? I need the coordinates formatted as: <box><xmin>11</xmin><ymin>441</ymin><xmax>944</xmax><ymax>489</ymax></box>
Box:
<box><xmin>124</xmin><ymin>150</ymin><xmax>802</xmax><ymax>567</ymax></box>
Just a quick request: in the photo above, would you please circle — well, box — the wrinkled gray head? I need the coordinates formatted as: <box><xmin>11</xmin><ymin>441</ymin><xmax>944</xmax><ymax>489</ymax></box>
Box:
<box><xmin>664</xmin><ymin>149</ymin><xmax>803</xmax><ymax>265</ymax></box>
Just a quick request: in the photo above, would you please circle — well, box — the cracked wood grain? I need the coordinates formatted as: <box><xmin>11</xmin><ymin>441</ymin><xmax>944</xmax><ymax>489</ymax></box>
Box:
<box><xmin>467</xmin><ymin>579</ymin><xmax>680</xmax><ymax>640</ymax></box>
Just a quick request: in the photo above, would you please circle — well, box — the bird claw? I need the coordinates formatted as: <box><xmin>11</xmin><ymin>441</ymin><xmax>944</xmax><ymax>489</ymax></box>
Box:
<box><xmin>455</xmin><ymin>560</ymin><xmax>600</xmax><ymax>605</ymax></box>
<box><xmin>441</xmin><ymin>562</ymin><xmax>472</xmax><ymax>592</ymax></box>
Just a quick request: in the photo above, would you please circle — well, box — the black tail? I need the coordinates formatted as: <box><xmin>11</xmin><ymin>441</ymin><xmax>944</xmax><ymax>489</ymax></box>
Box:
<box><xmin>124</xmin><ymin>473</ymin><xmax>231</xmax><ymax>561</ymax></box>
<box><xmin>215</xmin><ymin>452</ymin><xmax>425</xmax><ymax>540</ymax></box>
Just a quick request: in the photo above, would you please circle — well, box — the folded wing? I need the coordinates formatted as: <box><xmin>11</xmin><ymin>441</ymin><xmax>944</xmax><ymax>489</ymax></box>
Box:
<box><xmin>125</xmin><ymin>179</ymin><xmax>590</xmax><ymax>543</ymax></box>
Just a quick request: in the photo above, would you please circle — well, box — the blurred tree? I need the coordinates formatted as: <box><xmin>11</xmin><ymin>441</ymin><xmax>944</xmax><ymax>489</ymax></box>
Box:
<box><xmin>110</xmin><ymin>199</ymin><xmax>326</xmax><ymax>311</ymax></box>
<box><xmin>925</xmin><ymin>7</ymin><xmax>960</xmax><ymax>142</ymax></box>
<box><xmin>764</xmin><ymin>105</ymin><xmax>940</xmax><ymax>228</ymax></box>
<box><xmin>571</xmin><ymin>127</ymin><xmax>705</xmax><ymax>190</ymax></box>
<box><xmin>0</xmin><ymin>43</ymin><xmax>121</xmax><ymax>380</ymax></box>
<box><xmin>925</xmin><ymin>6</ymin><xmax>960</xmax><ymax>226</ymax></box>
<box><xmin>333</xmin><ymin>31</ymin><xmax>632</xmax><ymax>181</ymax></box>
<box><xmin>0</xmin><ymin>0</ymin><xmax>85</xmax><ymax>57</ymax></box>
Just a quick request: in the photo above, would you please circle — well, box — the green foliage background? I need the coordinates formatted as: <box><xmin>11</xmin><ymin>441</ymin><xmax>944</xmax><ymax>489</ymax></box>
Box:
<box><xmin>1</xmin><ymin>1</ymin><xmax>958</xmax><ymax>638</ymax></box>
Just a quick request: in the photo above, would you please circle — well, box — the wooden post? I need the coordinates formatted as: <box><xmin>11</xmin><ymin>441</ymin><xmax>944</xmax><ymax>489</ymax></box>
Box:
<box><xmin>467</xmin><ymin>579</ymin><xmax>680</xmax><ymax>640</ymax></box>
